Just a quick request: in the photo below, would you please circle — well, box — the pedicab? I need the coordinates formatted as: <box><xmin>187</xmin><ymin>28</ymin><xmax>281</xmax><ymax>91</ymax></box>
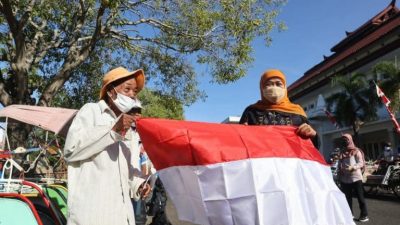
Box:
<box><xmin>362</xmin><ymin>158</ymin><xmax>400</xmax><ymax>198</ymax></box>
<box><xmin>0</xmin><ymin>104</ymin><xmax>77</xmax><ymax>225</ymax></box>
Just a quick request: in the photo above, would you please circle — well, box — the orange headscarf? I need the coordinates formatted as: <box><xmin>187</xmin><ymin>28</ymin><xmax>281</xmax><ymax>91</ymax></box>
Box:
<box><xmin>250</xmin><ymin>69</ymin><xmax>307</xmax><ymax>117</ymax></box>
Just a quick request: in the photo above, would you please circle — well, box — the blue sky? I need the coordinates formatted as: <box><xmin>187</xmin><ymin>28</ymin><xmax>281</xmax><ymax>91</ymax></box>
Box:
<box><xmin>183</xmin><ymin>0</ymin><xmax>391</xmax><ymax>123</ymax></box>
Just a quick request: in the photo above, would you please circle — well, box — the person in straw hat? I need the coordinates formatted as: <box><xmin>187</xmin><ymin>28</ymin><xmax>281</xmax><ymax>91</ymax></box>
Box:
<box><xmin>64</xmin><ymin>67</ymin><xmax>151</xmax><ymax>225</ymax></box>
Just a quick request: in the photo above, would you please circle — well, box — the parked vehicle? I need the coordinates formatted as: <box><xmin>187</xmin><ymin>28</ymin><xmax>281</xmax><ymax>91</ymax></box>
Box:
<box><xmin>362</xmin><ymin>158</ymin><xmax>400</xmax><ymax>198</ymax></box>
<box><xmin>0</xmin><ymin>104</ymin><xmax>77</xmax><ymax>225</ymax></box>
<box><xmin>0</xmin><ymin>179</ymin><xmax>66</xmax><ymax>225</ymax></box>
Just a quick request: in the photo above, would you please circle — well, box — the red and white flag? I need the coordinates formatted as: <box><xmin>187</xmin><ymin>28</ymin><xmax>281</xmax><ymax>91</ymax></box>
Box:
<box><xmin>324</xmin><ymin>108</ymin><xmax>341</xmax><ymax>129</ymax></box>
<box><xmin>376</xmin><ymin>84</ymin><xmax>391</xmax><ymax>107</ymax></box>
<box><xmin>375</xmin><ymin>83</ymin><xmax>400</xmax><ymax>134</ymax></box>
<box><xmin>137</xmin><ymin>118</ymin><xmax>354</xmax><ymax>225</ymax></box>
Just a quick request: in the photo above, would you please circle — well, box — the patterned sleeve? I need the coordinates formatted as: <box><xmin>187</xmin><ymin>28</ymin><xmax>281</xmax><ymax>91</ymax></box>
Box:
<box><xmin>239</xmin><ymin>106</ymin><xmax>250</xmax><ymax>124</ymax></box>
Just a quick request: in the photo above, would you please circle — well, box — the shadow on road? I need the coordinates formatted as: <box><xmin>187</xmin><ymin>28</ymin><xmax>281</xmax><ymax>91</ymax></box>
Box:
<box><xmin>365</xmin><ymin>193</ymin><xmax>400</xmax><ymax>203</ymax></box>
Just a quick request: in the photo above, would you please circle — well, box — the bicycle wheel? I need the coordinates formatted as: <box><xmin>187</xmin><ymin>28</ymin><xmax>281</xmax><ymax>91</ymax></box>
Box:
<box><xmin>363</xmin><ymin>185</ymin><xmax>378</xmax><ymax>195</ymax></box>
<box><xmin>392</xmin><ymin>184</ymin><xmax>400</xmax><ymax>198</ymax></box>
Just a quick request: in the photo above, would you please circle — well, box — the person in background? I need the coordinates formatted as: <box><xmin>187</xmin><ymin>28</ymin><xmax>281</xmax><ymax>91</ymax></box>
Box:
<box><xmin>64</xmin><ymin>67</ymin><xmax>151</xmax><ymax>225</ymax></box>
<box><xmin>132</xmin><ymin>140</ymin><xmax>153</xmax><ymax>225</ymax></box>
<box><xmin>338</xmin><ymin>133</ymin><xmax>369</xmax><ymax>223</ymax></box>
<box><xmin>383</xmin><ymin>142</ymin><xmax>394</xmax><ymax>162</ymax></box>
<box><xmin>239</xmin><ymin>69</ymin><xmax>318</xmax><ymax>147</ymax></box>
<box><xmin>139</xmin><ymin>142</ymin><xmax>150</xmax><ymax>175</ymax></box>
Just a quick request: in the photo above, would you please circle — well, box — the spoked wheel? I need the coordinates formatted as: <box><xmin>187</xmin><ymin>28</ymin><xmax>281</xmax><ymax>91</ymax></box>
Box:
<box><xmin>363</xmin><ymin>185</ymin><xmax>378</xmax><ymax>195</ymax></box>
<box><xmin>392</xmin><ymin>184</ymin><xmax>400</xmax><ymax>198</ymax></box>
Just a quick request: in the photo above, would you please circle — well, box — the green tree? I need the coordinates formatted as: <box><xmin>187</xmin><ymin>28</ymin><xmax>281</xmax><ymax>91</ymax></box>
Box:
<box><xmin>138</xmin><ymin>89</ymin><xmax>184</xmax><ymax>120</ymax></box>
<box><xmin>0</xmin><ymin>0</ymin><xmax>286</xmax><ymax>147</ymax></box>
<box><xmin>326</xmin><ymin>73</ymin><xmax>379</xmax><ymax>141</ymax></box>
<box><xmin>373</xmin><ymin>61</ymin><xmax>400</xmax><ymax>112</ymax></box>
<box><xmin>0</xmin><ymin>0</ymin><xmax>287</xmax><ymax>108</ymax></box>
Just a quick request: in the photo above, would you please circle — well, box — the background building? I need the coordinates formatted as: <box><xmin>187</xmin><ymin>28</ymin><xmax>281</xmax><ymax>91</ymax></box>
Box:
<box><xmin>288</xmin><ymin>1</ymin><xmax>400</xmax><ymax>160</ymax></box>
<box><xmin>221</xmin><ymin>116</ymin><xmax>241</xmax><ymax>124</ymax></box>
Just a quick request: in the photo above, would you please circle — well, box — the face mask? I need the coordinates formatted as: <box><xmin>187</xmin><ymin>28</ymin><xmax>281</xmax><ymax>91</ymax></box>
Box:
<box><xmin>109</xmin><ymin>89</ymin><xmax>141</xmax><ymax>113</ymax></box>
<box><xmin>340</xmin><ymin>139</ymin><xmax>349</xmax><ymax>148</ymax></box>
<box><xmin>262</xmin><ymin>86</ymin><xmax>285</xmax><ymax>103</ymax></box>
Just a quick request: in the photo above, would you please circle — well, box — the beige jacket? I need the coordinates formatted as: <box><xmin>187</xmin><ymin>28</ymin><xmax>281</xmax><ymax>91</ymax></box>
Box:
<box><xmin>64</xmin><ymin>100</ymin><xmax>144</xmax><ymax>225</ymax></box>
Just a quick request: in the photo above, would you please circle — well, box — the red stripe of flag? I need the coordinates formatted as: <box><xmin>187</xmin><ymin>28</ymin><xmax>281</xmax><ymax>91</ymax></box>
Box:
<box><xmin>136</xmin><ymin>118</ymin><xmax>326</xmax><ymax>170</ymax></box>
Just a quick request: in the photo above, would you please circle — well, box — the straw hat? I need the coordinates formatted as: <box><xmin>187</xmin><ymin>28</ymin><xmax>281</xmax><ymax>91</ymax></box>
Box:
<box><xmin>99</xmin><ymin>67</ymin><xmax>145</xmax><ymax>99</ymax></box>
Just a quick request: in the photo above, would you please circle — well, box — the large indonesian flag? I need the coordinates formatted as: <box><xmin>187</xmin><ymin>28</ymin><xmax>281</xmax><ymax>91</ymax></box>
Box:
<box><xmin>137</xmin><ymin>118</ymin><xmax>354</xmax><ymax>225</ymax></box>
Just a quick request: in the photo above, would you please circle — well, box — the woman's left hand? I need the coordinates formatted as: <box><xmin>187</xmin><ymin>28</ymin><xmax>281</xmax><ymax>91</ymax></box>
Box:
<box><xmin>296</xmin><ymin>123</ymin><xmax>317</xmax><ymax>139</ymax></box>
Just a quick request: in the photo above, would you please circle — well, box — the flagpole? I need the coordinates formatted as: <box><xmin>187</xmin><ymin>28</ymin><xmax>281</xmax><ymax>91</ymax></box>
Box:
<box><xmin>388</xmin><ymin>108</ymin><xmax>400</xmax><ymax>135</ymax></box>
<box><xmin>374</xmin><ymin>80</ymin><xmax>400</xmax><ymax>136</ymax></box>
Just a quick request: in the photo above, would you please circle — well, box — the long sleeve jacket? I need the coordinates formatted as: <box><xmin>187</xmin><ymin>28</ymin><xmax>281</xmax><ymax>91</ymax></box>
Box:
<box><xmin>338</xmin><ymin>149</ymin><xmax>364</xmax><ymax>183</ymax></box>
<box><xmin>64</xmin><ymin>100</ymin><xmax>144</xmax><ymax>225</ymax></box>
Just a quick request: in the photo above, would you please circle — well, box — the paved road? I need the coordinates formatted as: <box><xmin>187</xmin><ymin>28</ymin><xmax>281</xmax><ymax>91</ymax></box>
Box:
<box><xmin>147</xmin><ymin>194</ymin><xmax>400</xmax><ymax>225</ymax></box>
<box><xmin>352</xmin><ymin>194</ymin><xmax>400</xmax><ymax>225</ymax></box>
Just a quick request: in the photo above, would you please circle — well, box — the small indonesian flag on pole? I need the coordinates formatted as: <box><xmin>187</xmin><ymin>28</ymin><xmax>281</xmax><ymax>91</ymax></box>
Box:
<box><xmin>137</xmin><ymin>118</ymin><xmax>355</xmax><ymax>225</ymax></box>
<box><xmin>375</xmin><ymin>83</ymin><xmax>400</xmax><ymax>135</ymax></box>
<box><xmin>376</xmin><ymin>84</ymin><xmax>391</xmax><ymax>107</ymax></box>
<box><xmin>324</xmin><ymin>108</ymin><xmax>341</xmax><ymax>129</ymax></box>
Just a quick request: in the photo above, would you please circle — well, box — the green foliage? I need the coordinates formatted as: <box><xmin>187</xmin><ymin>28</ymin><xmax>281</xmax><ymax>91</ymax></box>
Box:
<box><xmin>326</xmin><ymin>72</ymin><xmax>379</xmax><ymax>136</ymax></box>
<box><xmin>373</xmin><ymin>61</ymin><xmax>400</xmax><ymax>112</ymax></box>
<box><xmin>0</xmin><ymin>0</ymin><xmax>285</xmax><ymax>146</ymax></box>
<box><xmin>0</xmin><ymin>0</ymin><xmax>286</xmax><ymax>108</ymax></box>
<box><xmin>51</xmin><ymin>51</ymin><xmax>105</xmax><ymax>109</ymax></box>
<box><xmin>138</xmin><ymin>89</ymin><xmax>184</xmax><ymax>120</ymax></box>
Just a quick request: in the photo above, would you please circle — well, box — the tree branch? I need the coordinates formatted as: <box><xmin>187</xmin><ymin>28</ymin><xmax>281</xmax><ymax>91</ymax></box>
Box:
<box><xmin>0</xmin><ymin>0</ymin><xmax>19</xmax><ymax>38</ymax></box>
<box><xmin>126</xmin><ymin>0</ymin><xmax>150</xmax><ymax>7</ymax></box>
<box><xmin>0</xmin><ymin>81</ymin><xmax>12</xmax><ymax>106</ymax></box>
<box><xmin>33</xmin><ymin>30</ymin><xmax>63</xmax><ymax>64</ymax></box>
<box><xmin>18</xmin><ymin>0</ymin><xmax>35</xmax><ymax>31</ymax></box>
<box><xmin>118</xmin><ymin>18</ymin><xmax>213</xmax><ymax>39</ymax></box>
<box><xmin>39</xmin><ymin>3</ymin><xmax>108</xmax><ymax>106</ymax></box>
<box><xmin>69</xmin><ymin>0</ymin><xmax>87</xmax><ymax>45</ymax></box>
<box><xmin>87</xmin><ymin>4</ymin><xmax>106</xmax><ymax>51</ymax></box>
<box><xmin>25</xmin><ymin>20</ymin><xmax>46</xmax><ymax>56</ymax></box>
<box><xmin>110</xmin><ymin>30</ymin><xmax>200</xmax><ymax>53</ymax></box>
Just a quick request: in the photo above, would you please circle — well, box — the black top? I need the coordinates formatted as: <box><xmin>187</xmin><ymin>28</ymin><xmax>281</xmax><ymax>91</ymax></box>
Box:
<box><xmin>239</xmin><ymin>106</ymin><xmax>319</xmax><ymax>148</ymax></box>
<box><xmin>239</xmin><ymin>106</ymin><xmax>308</xmax><ymax>126</ymax></box>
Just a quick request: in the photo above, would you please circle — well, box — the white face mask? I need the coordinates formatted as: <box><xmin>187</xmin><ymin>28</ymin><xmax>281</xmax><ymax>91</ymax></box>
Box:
<box><xmin>262</xmin><ymin>86</ymin><xmax>285</xmax><ymax>104</ymax></box>
<box><xmin>109</xmin><ymin>88</ymin><xmax>142</xmax><ymax>113</ymax></box>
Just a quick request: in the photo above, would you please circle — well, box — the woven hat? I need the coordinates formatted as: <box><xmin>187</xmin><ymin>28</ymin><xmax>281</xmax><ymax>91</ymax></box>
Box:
<box><xmin>99</xmin><ymin>67</ymin><xmax>145</xmax><ymax>99</ymax></box>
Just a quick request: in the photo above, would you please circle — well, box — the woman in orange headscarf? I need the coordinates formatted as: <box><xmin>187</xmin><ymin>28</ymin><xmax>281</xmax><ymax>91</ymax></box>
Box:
<box><xmin>239</xmin><ymin>69</ymin><xmax>317</xmax><ymax>145</ymax></box>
